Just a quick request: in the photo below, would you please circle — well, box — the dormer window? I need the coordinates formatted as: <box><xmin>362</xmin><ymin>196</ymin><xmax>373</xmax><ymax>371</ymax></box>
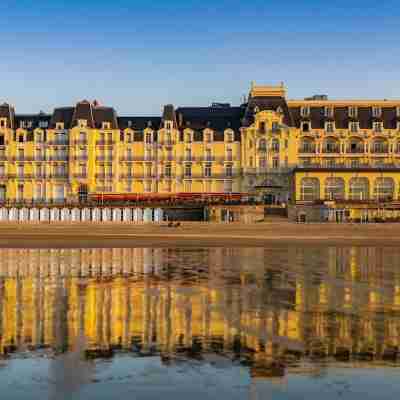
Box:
<box><xmin>259</xmin><ymin>121</ymin><xmax>266</xmax><ymax>132</ymax></box>
<box><xmin>324</xmin><ymin>107</ymin><xmax>333</xmax><ymax>118</ymax></box>
<box><xmin>372</xmin><ymin>107</ymin><xmax>382</xmax><ymax>118</ymax></box>
<box><xmin>20</xmin><ymin>120</ymin><xmax>26</xmax><ymax>129</ymax></box>
<box><xmin>145</xmin><ymin>132</ymin><xmax>153</xmax><ymax>144</ymax></box>
<box><xmin>325</xmin><ymin>122</ymin><xmax>335</xmax><ymax>133</ymax></box>
<box><xmin>56</xmin><ymin>122</ymin><xmax>64</xmax><ymax>130</ymax></box>
<box><xmin>27</xmin><ymin>121</ymin><xmax>33</xmax><ymax>129</ymax></box>
<box><xmin>78</xmin><ymin>119</ymin><xmax>87</xmax><ymax>128</ymax></box>
<box><xmin>373</xmin><ymin>121</ymin><xmax>383</xmax><ymax>133</ymax></box>
<box><xmin>349</xmin><ymin>106</ymin><xmax>358</xmax><ymax>118</ymax></box>
<box><xmin>0</xmin><ymin>119</ymin><xmax>6</xmax><ymax>128</ymax></box>
<box><xmin>396</xmin><ymin>107</ymin><xmax>400</xmax><ymax>118</ymax></box>
<box><xmin>300</xmin><ymin>106</ymin><xmax>310</xmax><ymax>117</ymax></box>
<box><xmin>102</xmin><ymin>122</ymin><xmax>111</xmax><ymax>130</ymax></box>
<box><xmin>204</xmin><ymin>132</ymin><xmax>212</xmax><ymax>142</ymax></box>
<box><xmin>185</xmin><ymin>132</ymin><xmax>192</xmax><ymax>143</ymax></box>
<box><xmin>349</xmin><ymin>122</ymin><xmax>359</xmax><ymax>133</ymax></box>
<box><xmin>225</xmin><ymin>132</ymin><xmax>233</xmax><ymax>142</ymax></box>
<box><xmin>397</xmin><ymin>121</ymin><xmax>400</xmax><ymax>131</ymax></box>
<box><xmin>39</xmin><ymin>120</ymin><xmax>48</xmax><ymax>129</ymax></box>
<box><xmin>165</xmin><ymin>121</ymin><xmax>173</xmax><ymax>130</ymax></box>
<box><xmin>36</xmin><ymin>132</ymin><xmax>43</xmax><ymax>143</ymax></box>
<box><xmin>301</xmin><ymin>122</ymin><xmax>310</xmax><ymax>132</ymax></box>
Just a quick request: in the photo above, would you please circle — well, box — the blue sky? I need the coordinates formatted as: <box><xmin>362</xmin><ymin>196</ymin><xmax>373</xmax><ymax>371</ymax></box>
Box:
<box><xmin>0</xmin><ymin>0</ymin><xmax>399</xmax><ymax>115</ymax></box>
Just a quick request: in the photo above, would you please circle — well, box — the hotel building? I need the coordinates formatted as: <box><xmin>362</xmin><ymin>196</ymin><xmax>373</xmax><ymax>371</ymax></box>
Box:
<box><xmin>1</xmin><ymin>83</ymin><xmax>400</xmax><ymax>221</ymax></box>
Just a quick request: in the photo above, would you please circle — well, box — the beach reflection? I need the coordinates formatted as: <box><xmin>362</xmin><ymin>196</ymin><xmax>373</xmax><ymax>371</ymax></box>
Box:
<box><xmin>0</xmin><ymin>247</ymin><xmax>400</xmax><ymax>398</ymax></box>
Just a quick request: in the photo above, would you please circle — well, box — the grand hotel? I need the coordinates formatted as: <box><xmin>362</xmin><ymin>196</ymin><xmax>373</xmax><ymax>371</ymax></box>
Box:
<box><xmin>1</xmin><ymin>83</ymin><xmax>400</xmax><ymax>221</ymax></box>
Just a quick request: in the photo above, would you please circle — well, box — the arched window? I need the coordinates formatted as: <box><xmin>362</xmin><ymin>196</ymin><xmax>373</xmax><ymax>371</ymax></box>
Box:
<box><xmin>325</xmin><ymin>178</ymin><xmax>345</xmax><ymax>200</ymax></box>
<box><xmin>347</xmin><ymin>138</ymin><xmax>364</xmax><ymax>153</ymax></box>
<box><xmin>372</xmin><ymin>139</ymin><xmax>388</xmax><ymax>154</ymax></box>
<box><xmin>349</xmin><ymin>178</ymin><xmax>369</xmax><ymax>201</ymax></box>
<box><xmin>323</xmin><ymin>138</ymin><xmax>340</xmax><ymax>153</ymax></box>
<box><xmin>300</xmin><ymin>178</ymin><xmax>320</xmax><ymax>201</ymax></box>
<box><xmin>299</xmin><ymin>138</ymin><xmax>315</xmax><ymax>153</ymax></box>
<box><xmin>374</xmin><ymin>178</ymin><xmax>394</xmax><ymax>201</ymax></box>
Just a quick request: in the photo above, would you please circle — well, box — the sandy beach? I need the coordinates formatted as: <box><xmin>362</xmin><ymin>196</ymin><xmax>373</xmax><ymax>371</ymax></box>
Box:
<box><xmin>0</xmin><ymin>221</ymin><xmax>399</xmax><ymax>247</ymax></box>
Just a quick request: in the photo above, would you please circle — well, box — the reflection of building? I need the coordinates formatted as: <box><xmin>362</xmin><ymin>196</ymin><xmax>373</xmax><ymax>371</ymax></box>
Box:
<box><xmin>1</xmin><ymin>84</ymin><xmax>400</xmax><ymax>212</ymax></box>
<box><xmin>0</xmin><ymin>247</ymin><xmax>399</xmax><ymax>372</ymax></box>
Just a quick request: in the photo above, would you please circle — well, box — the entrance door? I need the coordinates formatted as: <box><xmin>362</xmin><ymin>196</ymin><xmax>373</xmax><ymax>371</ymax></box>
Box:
<box><xmin>78</xmin><ymin>184</ymin><xmax>88</xmax><ymax>203</ymax></box>
<box><xmin>0</xmin><ymin>185</ymin><xmax>6</xmax><ymax>203</ymax></box>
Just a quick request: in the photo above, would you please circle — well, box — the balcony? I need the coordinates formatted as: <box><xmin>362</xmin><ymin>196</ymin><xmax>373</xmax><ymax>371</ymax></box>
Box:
<box><xmin>298</xmin><ymin>146</ymin><xmax>316</xmax><ymax>154</ymax></box>
<box><xmin>47</xmin><ymin>140</ymin><xmax>69</xmax><ymax>146</ymax></box>
<box><xmin>96</xmin><ymin>140</ymin><xmax>115</xmax><ymax>146</ymax></box>
<box><xmin>48</xmin><ymin>156</ymin><xmax>69</xmax><ymax>162</ymax></box>
<box><xmin>371</xmin><ymin>147</ymin><xmax>389</xmax><ymax>154</ymax></box>
<box><xmin>322</xmin><ymin>147</ymin><xmax>341</xmax><ymax>154</ymax></box>
<box><xmin>296</xmin><ymin>163</ymin><xmax>400</xmax><ymax>170</ymax></box>
<box><xmin>11</xmin><ymin>156</ymin><xmax>35</xmax><ymax>162</ymax></box>
<box><xmin>346</xmin><ymin>147</ymin><xmax>364</xmax><ymax>154</ymax></box>
<box><xmin>96</xmin><ymin>155</ymin><xmax>112</xmax><ymax>162</ymax></box>
<box><xmin>49</xmin><ymin>173</ymin><xmax>69</xmax><ymax>180</ymax></box>
<box><xmin>72</xmin><ymin>173</ymin><xmax>87</xmax><ymax>179</ymax></box>
<box><xmin>95</xmin><ymin>173</ymin><xmax>114</xmax><ymax>179</ymax></box>
<box><xmin>72</xmin><ymin>139</ymin><xmax>87</xmax><ymax>145</ymax></box>
<box><xmin>72</xmin><ymin>155</ymin><xmax>88</xmax><ymax>161</ymax></box>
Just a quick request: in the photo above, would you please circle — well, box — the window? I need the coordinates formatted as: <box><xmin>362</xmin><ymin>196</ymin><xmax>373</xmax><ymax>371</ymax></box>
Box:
<box><xmin>39</xmin><ymin>120</ymin><xmax>48</xmax><ymax>129</ymax></box>
<box><xmin>300</xmin><ymin>106</ymin><xmax>310</xmax><ymax>117</ymax></box>
<box><xmin>272</xmin><ymin>158</ymin><xmax>279</xmax><ymax>169</ymax></box>
<box><xmin>78</xmin><ymin>119</ymin><xmax>87</xmax><ymax>128</ymax></box>
<box><xmin>324</xmin><ymin>138</ymin><xmax>339</xmax><ymax>153</ymax></box>
<box><xmin>301</xmin><ymin>122</ymin><xmax>310</xmax><ymax>132</ymax></box>
<box><xmin>351</xmin><ymin>159</ymin><xmax>360</xmax><ymax>168</ymax></box>
<box><xmin>374</xmin><ymin>178</ymin><xmax>394</xmax><ymax>201</ymax></box>
<box><xmin>79</xmin><ymin>132</ymin><xmax>86</xmax><ymax>142</ymax></box>
<box><xmin>325</xmin><ymin>122</ymin><xmax>335</xmax><ymax>133</ymax></box>
<box><xmin>185</xmin><ymin>148</ymin><xmax>192</xmax><ymax>161</ymax></box>
<box><xmin>258</xmin><ymin>139</ymin><xmax>266</xmax><ymax>151</ymax></box>
<box><xmin>0</xmin><ymin>135</ymin><xmax>4</xmax><ymax>146</ymax></box>
<box><xmin>205</xmin><ymin>148</ymin><xmax>212</xmax><ymax>161</ymax></box>
<box><xmin>165</xmin><ymin>164</ymin><xmax>172</xmax><ymax>178</ymax></box>
<box><xmin>397</xmin><ymin>107</ymin><xmax>400</xmax><ymax>118</ymax></box>
<box><xmin>373</xmin><ymin>139</ymin><xmax>387</xmax><ymax>153</ymax></box>
<box><xmin>145</xmin><ymin>132</ymin><xmax>152</xmax><ymax>144</ymax></box>
<box><xmin>271</xmin><ymin>139</ymin><xmax>280</xmax><ymax>152</ymax></box>
<box><xmin>372</xmin><ymin>107</ymin><xmax>381</xmax><ymax>117</ymax></box>
<box><xmin>18</xmin><ymin>135</ymin><xmax>24</xmax><ymax>143</ymax></box>
<box><xmin>165</xmin><ymin>121</ymin><xmax>173</xmax><ymax>130</ymax></box>
<box><xmin>0</xmin><ymin>119</ymin><xmax>6</xmax><ymax>128</ymax></box>
<box><xmin>325</xmin><ymin>159</ymin><xmax>336</xmax><ymax>168</ymax></box>
<box><xmin>204</xmin><ymin>163</ymin><xmax>212</xmax><ymax>177</ymax></box>
<box><xmin>349</xmin><ymin>122</ymin><xmax>359</xmax><ymax>133</ymax></box>
<box><xmin>102</xmin><ymin>122</ymin><xmax>111</xmax><ymax>130</ymax></box>
<box><xmin>348</xmin><ymin>106</ymin><xmax>358</xmax><ymax>118</ymax></box>
<box><xmin>225</xmin><ymin>164</ymin><xmax>233</xmax><ymax>177</ymax></box>
<box><xmin>126</xmin><ymin>133</ymin><xmax>132</xmax><ymax>143</ymax></box>
<box><xmin>225</xmin><ymin>132</ymin><xmax>233</xmax><ymax>142</ymax></box>
<box><xmin>300</xmin><ymin>178</ymin><xmax>320</xmax><ymax>201</ymax></box>
<box><xmin>185</xmin><ymin>132</ymin><xmax>192</xmax><ymax>143</ymax></box>
<box><xmin>325</xmin><ymin>178</ymin><xmax>345</xmax><ymax>200</ymax></box>
<box><xmin>259</xmin><ymin>158</ymin><xmax>266</xmax><ymax>169</ymax></box>
<box><xmin>18</xmin><ymin>148</ymin><xmax>24</xmax><ymax>160</ymax></box>
<box><xmin>184</xmin><ymin>164</ymin><xmax>192</xmax><ymax>178</ymax></box>
<box><xmin>259</xmin><ymin>122</ymin><xmax>266</xmax><ymax>132</ymax></box>
<box><xmin>324</xmin><ymin>107</ymin><xmax>333</xmax><ymax>118</ymax></box>
<box><xmin>299</xmin><ymin>138</ymin><xmax>315</xmax><ymax>153</ymax></box>
<box><xmin>126</xmin><ymin>148</ymin><xmax>132</xmax><ymax>160</ymax></box>
<box><xmin>272</xmin><ymin>121</ymin><xmax>279</xmax><ymax>132</ymax></box>
<box><xmin>226</xmin><ymin>148</ymin><xmax>233</xmax><ymax>161</ymax></box>
<box><xmin>56</xmin><ymin>122</ymin><xmax>64</xmax><ymax>130</ymax></box>
<box><xmin>349</xmin><ymin>178</ymin><xmax>369</xmax><ymax>200</ymax></box>
<box><xmin>285</xmin><ymin>139</ymin><xmax>288</xmax><ymax>149</ymax></box>
<box><xmin>373</xmin><ymin>122</ymin><xmax>383</xmax><ymax>133</ymax></box>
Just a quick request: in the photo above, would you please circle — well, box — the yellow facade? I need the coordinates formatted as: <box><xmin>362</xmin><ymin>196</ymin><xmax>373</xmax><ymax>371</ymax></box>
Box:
<box><xmin>1</xmin><ymin>85</ymin><xmax>400</xmax><ymax>205</ymax></box>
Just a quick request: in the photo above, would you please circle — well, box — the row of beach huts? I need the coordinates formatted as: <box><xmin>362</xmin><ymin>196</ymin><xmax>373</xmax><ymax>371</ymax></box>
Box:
<box><xmin>0</xmin><ymin>207</ymin><xmax>166</xmax><ymax>223</ymax></box>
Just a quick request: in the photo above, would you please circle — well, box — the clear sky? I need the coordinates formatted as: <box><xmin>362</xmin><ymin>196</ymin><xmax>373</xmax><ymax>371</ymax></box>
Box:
<box><xmin>0</xmin><ymin>0</ymin><xmax>399</xmax><ymax>115</ymax></box>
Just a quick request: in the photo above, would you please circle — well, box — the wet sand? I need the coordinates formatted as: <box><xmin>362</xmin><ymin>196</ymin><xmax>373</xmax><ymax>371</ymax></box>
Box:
<box><xmin>0</xmin><ymin>222</ymin><xmax>399</xmax><ymax>247</ymax></box>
